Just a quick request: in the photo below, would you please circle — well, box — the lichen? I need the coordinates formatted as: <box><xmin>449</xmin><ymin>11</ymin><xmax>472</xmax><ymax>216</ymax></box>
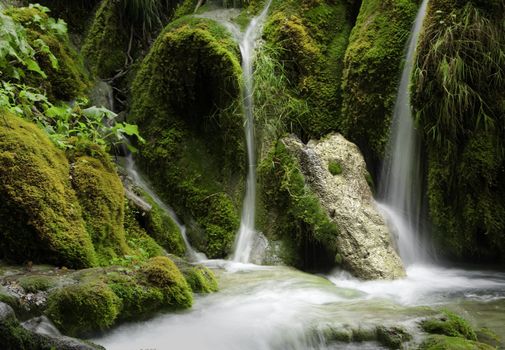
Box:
<box><xmin>0</xmin><ymin>114</ymin><xmax>97</xmax><ymax>268</ymax></box>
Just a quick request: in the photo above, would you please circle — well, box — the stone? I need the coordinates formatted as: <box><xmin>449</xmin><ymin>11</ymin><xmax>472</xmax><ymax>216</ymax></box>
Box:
<box><xmin>283</xmin><ymin>133</ymin><xmax>405</xmax><ymax>279</ymax></box>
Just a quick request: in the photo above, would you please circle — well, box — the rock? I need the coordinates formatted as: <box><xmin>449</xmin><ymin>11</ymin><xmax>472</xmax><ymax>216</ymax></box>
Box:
<box><xmin>0</xmin><ymin>302</ymin><xmax>15</xmax><ymax>321</ymax></box>
<box><xmin>283</xmin><ymin>133</ymin><xmax>405</xmax><ymax>279</ymax></box>
<box><xmin>88</xmin><ymin>80</ymin><xmax>114</xmax><ymax>111</ymax></box>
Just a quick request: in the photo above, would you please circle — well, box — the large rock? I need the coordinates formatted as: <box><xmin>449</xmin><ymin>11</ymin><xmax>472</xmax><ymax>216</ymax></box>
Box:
<box><xmin>283</xmin><ymin>133</ymin><xmax>405</xmax><ymax>279</ymax></box>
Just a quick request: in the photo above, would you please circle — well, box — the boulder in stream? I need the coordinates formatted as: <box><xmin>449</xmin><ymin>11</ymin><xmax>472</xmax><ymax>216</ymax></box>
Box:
<box><xmin>282</xmin><ymin>133</ymin><xmax>405</xmax><ymax>279</ymax></box>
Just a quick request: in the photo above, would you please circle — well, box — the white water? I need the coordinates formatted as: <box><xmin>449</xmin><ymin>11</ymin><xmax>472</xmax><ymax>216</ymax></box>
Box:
<box><xmin>231</xmin><ymin>0</ymin><xmax>272</xmax><ymax>263</ymax></box>
<box><xmin>378</xmin><ymin>0</ymin><xmax>430</xmax><ymax>265</ymax></box>
<box><xmin>124</xmin><ymin>155</ymin><xmax>206</xmax><ymax>262</ymax></box>
<box><xmin>92</xmin><ymin>263</ymin><xmax>505</xmax><ymax>349</ymax></box>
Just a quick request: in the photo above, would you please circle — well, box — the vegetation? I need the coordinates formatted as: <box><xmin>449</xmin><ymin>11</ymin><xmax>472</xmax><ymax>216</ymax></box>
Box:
<box><xmin>420</xmin><ymin>311</ymin><xmax>477</xmax><ymax>341</ymax></box>
<box><xmin>340</xmin><ymin>0</ymin><xmax>417</xmax><ymax>166</ymax></box>
<box><xmin>258</xmin><ymin>140</ymin><xmax>339</xmax><ymax>270</ymax></box>
<box><xmin>412</xmin><ymin>0</ymin><xmax>505</xmax><ymax>262</ymax></box>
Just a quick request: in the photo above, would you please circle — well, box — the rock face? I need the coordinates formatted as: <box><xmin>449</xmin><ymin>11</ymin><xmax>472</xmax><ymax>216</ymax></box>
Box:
<box><xmin>283</xmin><ymin>133</ymin><xmax>405</xmax><ymax>279</ymax></box>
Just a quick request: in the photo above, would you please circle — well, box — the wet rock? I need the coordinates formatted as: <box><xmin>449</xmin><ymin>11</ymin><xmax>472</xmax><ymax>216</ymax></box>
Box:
<box><xmin>282</xmin><ymin>133</ymin><xmax>405</xmax><ymax>279</ymax></box>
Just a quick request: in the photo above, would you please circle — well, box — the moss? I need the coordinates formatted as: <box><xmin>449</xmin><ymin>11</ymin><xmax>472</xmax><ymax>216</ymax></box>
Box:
<box><xmin>328</xmin><ymin>160</ymin><xmax>342</xmax><ymax>175</ymax></box>
<box><xmin>139</xmin><ymin>256</ymin><xmax>193</xmax><ymax>308</ymax></box>
<box><xmin>419</xmin><ymin>335</ymin><xmax>495</xmax><ymax>350</ymax></box>
<box><xmin>81</xmin><ymin>0</ymin><xmax>127</xmax><ymax>78</ymax></box>
<box><xmin>5</xmin><ymin>6</ymin><xmax>90</xmax><ymax>101</ymax></box>
<box><xmin>420</xmin><ymin>311</ymin><xmax>477</xmax><ymax>341</ymax></box>
<box><xmin>0</xmin><ymin>311</ymin><xmax>39</xmax><ymax>350</ymax></box>
<box><xmin>412</xmin><ymin>0</ymin><xmax>505</xmax><ymax>263</ymax></box>
<box><xmin>45</xmin><ymin>280</ymin><xmax>120</xmax><ymax>336</ymax></box>
<box><xmin>17</xmin><ymin>276</ymin><xmax>55</xmax><ymax>293</ymax></box>
<box><xmin>140</xmin><ymin>192</ymin><xmax>185</xmax><ymax>256</ymax></box>
<box><xmin>183</xmin><ymin>265</ymin><xmax>218</xmax><ymax>293</ymax></box>
<box><xmin>376</xmin><ymin>326</ymin><xmax>412</xmax><ymax>349</ymax></box>
<box><xmin>257</xmin><ymin>140</ymin><xmax>339</xmax><ymax>270</ymax></box>
<box><xmin>130</xmin><ymin>17</ymin><xmax>243</xmax><ymax>258</ymax></box>
<box><xmin>340</xmin><ymin>0</ymin><xmax>418</xmax><ymax>163</ymax></box>
<box><xmin>123</xmin><ymin>202</ymin><xmax>165</xmax><ymax>261</ymax></box>
<box><xmin>71</xmin><ymin>154</ymin><xmax>130</xmax><ymax>265</ymax></box>
<box><xmin>0</xmin><ymin>114</ymin><xmax>97</xmax><ymax>268</ymax></box>
<box><xmin>262</xmin><ymin>0</ymin><xmax>352</xmax><ymax>140</ymax></box>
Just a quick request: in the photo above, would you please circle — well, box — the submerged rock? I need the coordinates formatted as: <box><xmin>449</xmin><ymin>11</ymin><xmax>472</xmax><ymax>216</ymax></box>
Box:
<box><xmin>283</xmin><ymin>133</ymin><xmax>405</xmax><ymax>279</ymax></box>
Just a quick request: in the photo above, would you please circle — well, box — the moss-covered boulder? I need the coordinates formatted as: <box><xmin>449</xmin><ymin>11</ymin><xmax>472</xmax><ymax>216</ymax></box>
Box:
<box><xmin>0</xmin><ymin>114</ymin><xmax>97</xmax><ymax>268</ymax></box>
<box><xmin>71</xmin><ymin>153</ymin><xmax>130</xmax><ymax>265</ymax></box>
<box><xmin>420</xmin><ymin>311</ymin><xmax>477</xmax><ymax>341</ymax></box>
<box><xmin>262</xmin><ymin>0</ymin><xmax>353</xmax><ymax>140</ymax></box>
<box><xmin>340</xmin><ymin>0</ymin><xmax>418</xmax><ymax>164</ymax></box>
<box><xmin>45</xmin><ymin>256</ymin><xmax>193</xmax><ymax>336</ymax></box>
<box><xmin>412</xmin><ymin>0</ymin><xmax>505</xmax><ymax>262</ymax></box>
<box><xmin>419</xmin><ymin>335</ymin><xmax>495</xmax><ymax>350</ymax></box>
<box><xmin>130</xmin><ymin>17</ymin><xmax>243</xmax><ymax>258</ymax></box>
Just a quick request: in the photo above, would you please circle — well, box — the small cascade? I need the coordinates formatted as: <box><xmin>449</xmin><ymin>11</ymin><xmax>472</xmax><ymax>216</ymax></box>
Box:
<box><xmin>230</xmin><ymin>0</ymin><xmax>272</xmax><ymax>263</ymax></box>
<box><xmin>378</xmin><ymin>0</ymin><xmax>430</xmax><ymax>265</ymax></box>
<box><xmin>124</xmin><ymin>155</ymin><xmax>206</xmax><ymax>262</ymax></box>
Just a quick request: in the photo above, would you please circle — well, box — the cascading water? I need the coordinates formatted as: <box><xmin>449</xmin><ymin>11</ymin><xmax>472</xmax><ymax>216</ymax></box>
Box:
<box><xmin>124</xmin><ymin>155</ymin><xmax>206</xmax><ymax>262</ymax></box>
<box><xmin>231</xmin><ymin>0</ymin><xmax>272</xmax><ymax>263</ymax></box>
<box><xmin>377</xmin><ymin>0</ymin><xmax>430</xmax><ymax>265</ymax></box>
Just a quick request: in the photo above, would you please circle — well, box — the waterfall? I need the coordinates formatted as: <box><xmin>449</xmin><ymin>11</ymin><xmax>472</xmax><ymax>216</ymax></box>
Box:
<box><xmin>231</xmin><ymin>0</ymin><xmax>272</xmax><ymax>263</ymax></box>
<box><xmin>377</xmin><ymin>0</ymin><xmax>430</xmax><ymax>265</ymax></box>
<box><xmin>124</xmin><ymin>155</ymin><xmax>206</xmax><ymax>262</ymax></box>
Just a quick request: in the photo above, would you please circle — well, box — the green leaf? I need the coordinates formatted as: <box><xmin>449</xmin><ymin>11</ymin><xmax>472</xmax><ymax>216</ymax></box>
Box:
<box><xmin>25</xmin><ymin>58</ymin><xmax>46</xmax><ymax>78</ymax></box>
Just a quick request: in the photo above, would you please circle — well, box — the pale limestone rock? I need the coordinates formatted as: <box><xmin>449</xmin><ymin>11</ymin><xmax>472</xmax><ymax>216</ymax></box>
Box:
<box><xmin>283</xmin><ymin>133</ymin><xmax>405</xmax><ymax>279</ymax></box>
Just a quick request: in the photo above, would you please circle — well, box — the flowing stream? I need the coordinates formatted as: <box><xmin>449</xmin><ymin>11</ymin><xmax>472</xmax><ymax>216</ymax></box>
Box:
<box><xmin>377</xmin><ymin>0</ymin><xmax>430</xmax><ymax>265</ymax></box>
<box><xmin>231</xmin><ymin>0</ymin><xmax>272</xmax><ymax>263</ymax></box>
<box><xmin>90</xmin><ymin>2</ymin><xmax>505</xmax><ymax>349</ymax></box>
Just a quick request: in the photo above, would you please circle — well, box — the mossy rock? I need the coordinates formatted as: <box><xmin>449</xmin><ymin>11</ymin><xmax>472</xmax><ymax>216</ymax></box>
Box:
<box><xmin>139</xmin><ymin>256</ymin><xmax>193</xmax><ymax>308</ymax></box>
<box><xmin>45</xmin><ymin>280</ymin><xmax>120</xmax><ymax>336</ymax></box>
<box><xmin>140</xmin><ymin>192</ymin><xmax>186</xmax><ymax>257</ymax></box>
<box><xmin>376</xmin><ymin>326</ymin><xmax>412</xmax><ymax>349</ymax></box>
<box><xmin>340</xmin><ymin>0</ymin><xmax>418</xmax><ymax>163</ymax></box>
<box><xmin>418</xmin><ymin>335</ymin><xmax>495</xmax><ymax>350</ymax></box>
<box><xmin>257</xmin><ymin>140</ymin><xmax>338</xmax><ymax>270</ymax></box>
<box><xmin>17</xmin><ymin>275</ymin><xmax>56</xmax><ymax>293</ymax></box>
<box><xmin>420</xmin><ymin>311</ymin><xmax>477</xmax><ymax>341</ymax></box>
<box><xmin>183</xmin><ymin>265</ymin><xmax>218</xmax><ymax>293</ymax></box>
<box><xmin>130</xmin><ymin>17</ymin><xmax>243</xmax><ymax>258</ymax></box>
<box><xmin>81</xmin><ymin>0</ymin><xmax>127</xmax><ymax>78</ymax></box>
<box><xmin>4</xmin><ymin>5</ymin><xmax>90</xmax><ymax>101</ymax></box>
<box><xmin>412</xmin><ymin>0</ymin><xmax>505</xmax><ymax>263</ymax></box>
<box><xmin>262</xmin><ymin>0</ymin><xmax>352</xmax><ymax>140</ymax></box>
<box><xmin>0</xmin><ymin>114</ymin><xmax>97</xmax><ymax>268</ymax></box>
<box><xmin>71</xmin><ymin>153</ymin><xmax>130</xmax><ymax>265</ymax></box>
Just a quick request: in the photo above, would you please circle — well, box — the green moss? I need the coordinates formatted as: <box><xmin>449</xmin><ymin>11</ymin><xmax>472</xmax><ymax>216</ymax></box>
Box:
<box><xmin>419</xmin><ymin>335</ymin><xmax>495</xmax><ymax>350</ymax></box>
<box><xmin>183</xmin><ymin>265</ymin><xmax>218</xmax><ymax>293</ymax></box>
<box><xmin>340</xmin><ymin>0</ymin><xmax>418</xmax><ymax>162</ymax></box>
<box><xmin>71</xmin><ymin>154</ymin><xmax>130</xmax><ymax>265</ymax></box>
<box><xmin>45</xmin><ymin>280</ymin><xmax>120</xmax><ymax>336</ymax></box>
<box><xmin>130</xmin><ymin>17</ymin><xmax>243</xmax><ymax>258</ymax></box>
<box><xmin>412</xmin><ymin>0</ymin><xmax>505</xmax><ymax>263</ymax></box>
<box><xmin>262</xmin><ymin>0</ymin><xmax>352</xmax><ymax>139</ymax></box>
<box><xmin>376</xmin><ymin>326</ymin><xmax>412</xmax><ymax>349</ymax></box>
<box><xmin>328</xmin><ymin>160</ymin><xmax>342</xmax><ymax>175</ymax></box>
<box><xmin>140</xmin><ymin>193</ymin><xmax>185</xmax><ymax>256</ymax></box>
<box><xmin>420</xmin><ymin>311</ymin><xmax>477</xmax><ymax>341</ymax></box>
<box><xmin>0</xmin><ymin>114</ymin><xmax>97</xmax><ymax>268</ymax></box>
<box><xmin>140</xmin><ymin>256</ymin><xmax>193</xmax><ymax>308</ymax></box>
<box><xmin>123</xmin><ymin>202</ymin><xmax>165</xmax><ymax>261</ymax></box>
<box><xmin>258</xmin><ymin>140</ymin><xmax>339</xmax><ymax>270</ymax></box>
<box><xmin>0</xmin><ymin>310</ymin><xmax>39</xmax><ymax>350</ymax></box>
<box><xmin>81</xmin><ymin>0</ymin><xmax>127</xmax><ymax>78</ymax></box>
<box><xmin>18</xmin><ymin>275</ymin><xmax>55</xmax><ymax>293</ymax></box>
<box><xmin>5</xmin><ymin>6</ymin><xmax>90</xmax><ymax>101</ymax></box>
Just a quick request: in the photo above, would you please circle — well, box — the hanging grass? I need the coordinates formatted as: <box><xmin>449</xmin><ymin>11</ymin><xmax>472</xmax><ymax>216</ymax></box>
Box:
<box><xmin>412</xmin><ymin>0</ymin><xmax>505</xmax><ymax>262</ymax></box>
